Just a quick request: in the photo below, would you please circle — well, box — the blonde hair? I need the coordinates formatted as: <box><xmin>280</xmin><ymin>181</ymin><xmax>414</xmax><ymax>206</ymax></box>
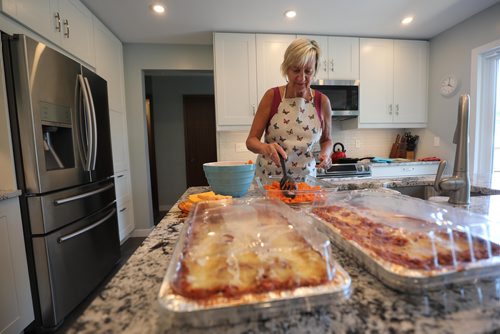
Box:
<box><xmin>280</xmin><ymin>38</ymin><xmax>321</xmax><ymax>78</ymax></box>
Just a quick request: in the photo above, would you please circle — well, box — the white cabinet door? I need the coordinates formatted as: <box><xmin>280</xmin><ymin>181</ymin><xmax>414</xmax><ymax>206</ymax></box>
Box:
<box><xmin>359</xmin><ymin>38</ymin><xmax>394</xmax><ymax>124</ymax></box>
<box><xmin>115</xmin><ymin>172</ymin><xmax>134</xmax><ymax>243</ymax></box>
<box><xmin>93</xmin><ymin>18</ymin><xmax>125</xmax><ymax>112</ymax></box>
<box><xmin>256</xmin><ymin>34</ymin><xmax>296</xmax><ymax>100</ymax></box>
<box><xmin>214</xmin><ymin>33</ymin><xmax>257</xmax><ymax>127</ymax></box>
<box><xmin>0</xmin><ymin>198</ymin><xmax>34</xmax><ymax>334</ymax></box>
<box><xmin>329</xmin><ymin>36</ymin><xmax>359</xmax><ymax>80</ymax></box>
<box><xmin>109</xmin><ymin>109</ymin><xmax>130</xmax><ymax>173</ymax></box>
<box><xmin>1</xmin><ymin>0</ymin><xmax>55</xmax><ymax>39</ymax></box>
<box><xmin>58</xmin><ymin>0</ymin><xmax>94</xmax><ymax>66</ymax></box>
<box><xmin>298</xmin><ymin>35</ymin><xmax>359</xmax><ymax>81</ymax></box>
<box><xmin>393</xmin><ymin>40</ymin><xmax>428</xmax><ymax>124</ymax></box>
<box><xmin>357</xmin><ymin>38</ymin><xmax>428</xmax><ymax>128</ymax></box>
<box><xmin>1</xmin><ymin>0</ymin><xmax>94</xmax><ymax>66</ymax></box>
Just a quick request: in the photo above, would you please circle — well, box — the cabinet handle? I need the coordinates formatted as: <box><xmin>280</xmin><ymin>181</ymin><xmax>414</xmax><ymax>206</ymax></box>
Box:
<box><xmin>120</xmin><ymin>207</ymin><xmax>127</xmax><ymax>212</ymax></box>
<box><xmin>117</xmin><ymin>174</ymin><xmax>124</xmax><ymax>178</ymax></box>
<box><xmin>64</xmin><ymin>19</ymin><xmax>70</xmax><ymax>38</ymax></box>
<box><xmin>396</xmin><ymin>104</ymin><xmax>400</xmax><ymax>111</ymax></box>
<box><xmin>330</xmin><ymin>60</ymin><xmax>334</xmax><ymax>72</ymax></box>
<box><xmin>388</xmin><ymin>104</ymin><xmax>393</xmax><ymax>115</ymax></box>
<box><xmin>54</xmin><ymin>12</ymin><xmax>61</xmax><ymax>32</ymax></box>
<box><xmin>323</xmin><ymin>59</ymin><xmax>327</xmax><ymax>72</ymax></box>
<box><xmin>251</xmin><ymin>105</ymin><xmax>256</xmax><ymax>115</ymax></box>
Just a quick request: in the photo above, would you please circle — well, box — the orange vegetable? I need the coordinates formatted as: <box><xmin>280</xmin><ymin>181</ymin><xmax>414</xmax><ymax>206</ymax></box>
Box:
<box><xmin>263</xmin><ymin>181</ymin><xmax>322</xmax><ymax>204</ymax></box>
<box><xmin>247</xmin><ymin>159</ymin><xmax>254</xmax><ymax>164</ymax></box>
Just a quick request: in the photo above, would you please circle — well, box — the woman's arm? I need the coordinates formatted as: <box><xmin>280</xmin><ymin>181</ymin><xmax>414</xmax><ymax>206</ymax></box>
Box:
<box><xmin>246</xmin><ymin>88</ymin><xmax>287</xmax><ymax>165</ymax></box>
<box><xmin>317</xmin><ymin>94</ymin><xmax>333</xmax><ymax>168</ymax></box>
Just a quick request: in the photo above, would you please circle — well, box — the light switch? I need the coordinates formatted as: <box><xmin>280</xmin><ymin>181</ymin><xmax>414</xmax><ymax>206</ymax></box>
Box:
<box><xmin>433</xmin><ymin>136</ymin><xmax>440</xmax><ymax>147</ymax></box>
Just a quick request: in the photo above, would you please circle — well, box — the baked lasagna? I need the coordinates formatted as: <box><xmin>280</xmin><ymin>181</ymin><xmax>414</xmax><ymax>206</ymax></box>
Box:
<box><xmin>171</xmin><ymin>203</ymin><xmax>331</xmax><ymax>300</ymax></box>
<box><xmin>312</xmin><ymin>205</ymin><xmax>500</xmax><ymax>272</ymax></box>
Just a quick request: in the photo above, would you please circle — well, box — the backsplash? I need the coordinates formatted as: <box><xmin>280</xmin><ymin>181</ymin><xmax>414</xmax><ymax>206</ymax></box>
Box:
<box><xmin>217</xmin><ymin>124</ymin><xmax>404</xmax><ymax>161</ymax></box>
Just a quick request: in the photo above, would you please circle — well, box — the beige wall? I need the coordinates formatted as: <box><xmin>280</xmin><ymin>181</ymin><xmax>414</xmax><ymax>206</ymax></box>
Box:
<box><xmin>416</xmin><ymin>2</ymin><xmax>500</xmax><ymax>172</ymax></box>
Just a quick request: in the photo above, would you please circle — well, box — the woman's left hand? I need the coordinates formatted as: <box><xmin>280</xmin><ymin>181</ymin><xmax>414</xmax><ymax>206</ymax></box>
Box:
<box><xmin>317</xmin><ymin>154</ymin><xmax>332</xmax><ymax>169</ymax></box>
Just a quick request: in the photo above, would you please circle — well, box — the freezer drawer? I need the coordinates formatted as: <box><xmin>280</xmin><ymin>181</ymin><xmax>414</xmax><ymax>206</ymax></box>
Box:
<box><xmin>27</xmin><ymin>179</ymin><xmax>116</xmax><ymax>234</ymax></box>
<box><xmin>32</xmin><ymin>204</ymin><xmax>120</xmax><ymax>328</ymax></box>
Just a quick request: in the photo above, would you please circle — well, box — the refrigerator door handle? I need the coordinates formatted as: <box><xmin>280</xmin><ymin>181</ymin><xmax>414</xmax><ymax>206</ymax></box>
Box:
<box><xmin>75</xmin><ymin>76</ymin><xmax>88</xmax><ymax>169</ymax></box>
<box><xmin>57</xmin><ymin>207</ymin><xmax>116</xmax><ymax>243</ymax></box>
<box><xmin>83</xmin><ymin>76</ymin><xmax>98</xmax><ymax>171</ymax></box>
<box><xmin>78</xmin><ymin>74</ymin><xmax>93</xmax><ymax>171</ymax></box>
<box><xmin>54</xmin><ymin>182</ymin><xmax>114</xmax><ymax>205</ymax></box>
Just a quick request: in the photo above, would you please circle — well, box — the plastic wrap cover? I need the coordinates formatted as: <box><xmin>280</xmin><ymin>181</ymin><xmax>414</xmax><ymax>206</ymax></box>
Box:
<box><xmin>158</xmin><ymin>198</ymin><xmax>351</xmax><ymax>328</ymax></box>
<box><xmin>309</xmin><ymin>190</ymin><xmax>500</xmax><ymax>292</ymax></box>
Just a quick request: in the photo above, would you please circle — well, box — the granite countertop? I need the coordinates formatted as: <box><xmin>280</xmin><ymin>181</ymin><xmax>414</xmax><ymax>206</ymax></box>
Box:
<box><xmin>0</xmin><ymin>189</ymin><xmax>22</xmax><ymax>201</ymax></box>
<box><xmin>67</xmin><ymin>185</ymin><xmax>500</xmax><ymax>334</ymax></box>
<box><xmin>325</xmin><ymin>174</ymin><xmax>500</xmax><ymax>195</ymax></box>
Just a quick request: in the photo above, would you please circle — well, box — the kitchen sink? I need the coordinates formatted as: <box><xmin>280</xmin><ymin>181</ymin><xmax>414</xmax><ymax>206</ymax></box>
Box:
<box><xmin>385</xmin><ymin>185</ymin><xmax>491</xmax><ymax>200</ymax></box>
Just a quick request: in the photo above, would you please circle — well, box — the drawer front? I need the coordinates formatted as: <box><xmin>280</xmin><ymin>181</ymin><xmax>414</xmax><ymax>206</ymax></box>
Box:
<box><xmin>32</xmin><ymin>204</ymin><xmax>120</xmax><ymax>327</ymax></box>
<box><xmin>117</xmin><ymin>196</ymin><xmax>134</xmax><ymax>242</ymax></box>
<box><xmin>27</xmin><ymin>180</ymin><xmax>116</xmax><ymax>234</ymax></box>
<box><xmin>114</xmin><ymin>171</ymin><xmax>131</xmax><ymax>200</ymax></box>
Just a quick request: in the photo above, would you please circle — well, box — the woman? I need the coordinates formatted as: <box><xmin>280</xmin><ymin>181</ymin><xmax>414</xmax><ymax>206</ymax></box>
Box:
<box><xmin>246</xmin><ymin>38</ymin><xmax>333</xmax><ymax>179</ymax></box>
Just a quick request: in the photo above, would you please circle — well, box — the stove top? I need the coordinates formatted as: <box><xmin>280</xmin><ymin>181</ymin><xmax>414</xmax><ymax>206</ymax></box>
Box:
<box><xmin>316</xmin><ymin>163</ymin><xmax>372</xmax><ymax>178</ymax></box>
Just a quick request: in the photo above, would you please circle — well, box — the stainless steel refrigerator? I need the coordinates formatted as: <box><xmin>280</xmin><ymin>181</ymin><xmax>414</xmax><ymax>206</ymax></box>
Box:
<box><xmin>1</xmin><ymin>33</ymin><xmax>120</xmax><ymax>330</ymax></box>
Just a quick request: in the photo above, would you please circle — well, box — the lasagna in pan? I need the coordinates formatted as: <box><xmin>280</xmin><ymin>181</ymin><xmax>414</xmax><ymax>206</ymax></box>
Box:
<box><xmin>171</xmin><ymin>201</ymin><xmax>332</xmax><ymax>301</ymax></box>
<box><xmin>312</xmin><ymin>204</ymin><xmax>500</xmax><ymax>273</ymax></box>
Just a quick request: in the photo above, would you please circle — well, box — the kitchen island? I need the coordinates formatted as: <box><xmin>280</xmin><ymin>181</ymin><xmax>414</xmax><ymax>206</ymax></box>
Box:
<box><xmin>67</xmin><ymin>180</ymin><xmax>500</xmax><ymax>334</ymax></box>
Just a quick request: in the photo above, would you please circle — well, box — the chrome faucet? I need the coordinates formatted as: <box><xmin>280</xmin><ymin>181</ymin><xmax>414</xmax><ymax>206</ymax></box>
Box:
<box><xmin>433</xmin><ymin>94</ymin><xmax>471</xmax><ymax>205</ymax></box>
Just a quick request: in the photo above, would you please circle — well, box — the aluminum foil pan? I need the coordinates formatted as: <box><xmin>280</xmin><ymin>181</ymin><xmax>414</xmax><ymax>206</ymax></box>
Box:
<box><xmin>308</xmin><ymin>190</ymin><xmax>500</xmax><ymax>293</ymax></box>
<box><xmin>158</xmin><ymin>198</ymin><xmax>351</xmax><ymax>328</ymax></box>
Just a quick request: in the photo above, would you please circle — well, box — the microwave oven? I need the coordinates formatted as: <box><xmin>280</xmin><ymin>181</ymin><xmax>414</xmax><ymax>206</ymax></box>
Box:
<box><xmin>310</xmin><ymin>79</ymin><xmax>359</xmax><ymax>119</ymax></box>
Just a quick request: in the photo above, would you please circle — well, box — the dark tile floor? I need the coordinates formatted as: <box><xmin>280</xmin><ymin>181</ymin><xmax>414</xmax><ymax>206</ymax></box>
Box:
<box><xmin>53</xmin><ymin>237</ymin><xmax>146</xmax><ymax>333</ymax></box>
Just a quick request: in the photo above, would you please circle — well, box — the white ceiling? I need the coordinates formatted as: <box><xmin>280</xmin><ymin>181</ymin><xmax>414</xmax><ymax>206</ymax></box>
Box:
<box><xmin>81</xmin><ymin>0</ymin><xmax>500</xmax><ymax>45</ymax></box>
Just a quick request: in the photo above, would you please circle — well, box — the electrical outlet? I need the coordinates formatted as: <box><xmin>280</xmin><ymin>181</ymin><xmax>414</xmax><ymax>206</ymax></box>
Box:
<box><xmin>433</xmin><ymin>136</ymin><xmax>440</xmax><ymax>147</ymax></box>
<box><xmin>235</xmin><ymin>143</ymin><xmax>248</xmax><ymax>152</ymax></box>
<box><xmin>355</xmin><ymin>140</ymin><xmax>361</xmax><ymax>148</ymax></box>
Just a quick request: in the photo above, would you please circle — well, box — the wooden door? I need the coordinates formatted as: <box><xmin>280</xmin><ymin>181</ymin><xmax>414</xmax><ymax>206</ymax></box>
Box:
<box><xmin>184</xmin><ymin>95</ymin><xmax>217</xmax><ymax>187</ymax></box>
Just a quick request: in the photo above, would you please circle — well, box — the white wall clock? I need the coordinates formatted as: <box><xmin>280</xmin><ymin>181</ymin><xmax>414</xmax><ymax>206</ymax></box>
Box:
<box><xmin>439</xmin><ymin>75</ymin><xmax>459</xmax><ymax>97</ymax></box>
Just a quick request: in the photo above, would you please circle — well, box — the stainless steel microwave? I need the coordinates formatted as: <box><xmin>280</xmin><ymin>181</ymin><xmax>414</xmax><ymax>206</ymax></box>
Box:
<box><xmin>311</xmin><ymin>79</ymin><xmax>359</xmax><ymax>119</ymax></box>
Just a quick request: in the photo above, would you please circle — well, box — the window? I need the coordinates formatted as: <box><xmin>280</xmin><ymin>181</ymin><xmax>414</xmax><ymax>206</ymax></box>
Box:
<box><xmin>470</xmin><ymin>39</ymin><xmax>500</xmax><ymax>178</ymax></box>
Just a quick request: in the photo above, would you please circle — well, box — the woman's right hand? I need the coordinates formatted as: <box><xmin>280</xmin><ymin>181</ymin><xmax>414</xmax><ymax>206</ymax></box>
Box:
<box><xmin>262</xmin><ymin>142</ymin><xmax>287</xmax><ymax>167</ymax></box>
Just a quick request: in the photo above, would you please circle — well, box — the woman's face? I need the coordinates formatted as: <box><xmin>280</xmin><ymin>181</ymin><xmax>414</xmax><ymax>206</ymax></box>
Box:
<box><xmin>286</xmin><ymin>58</ymin><xmax>316</xmax><ymax>93</ymax></box>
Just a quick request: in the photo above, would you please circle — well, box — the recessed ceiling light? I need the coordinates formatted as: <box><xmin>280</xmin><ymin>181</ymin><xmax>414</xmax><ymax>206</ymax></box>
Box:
<box><xmin>284</xmin><ymin>10</ymin><xmax>296</xmax><ymax>18</ymax></box>
<box><xmin>151</xmin><ymin>4</ymin><xmax>166</xmax><ymax>14</ymax></box>
<box><xmin>401</xmin><ymin>16</ymin><xmax>414</xmax><ymax>25</ymax></box>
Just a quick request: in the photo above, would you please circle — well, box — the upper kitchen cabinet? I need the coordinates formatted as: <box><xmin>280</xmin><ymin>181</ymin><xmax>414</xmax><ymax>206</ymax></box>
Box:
<box><xmin>214</xmin><ymin>33</ymin><xmax>257</xmax><ymax>130</ymax></box>
<box><xmin>1</xmin><ymin>0</ymin><xmax>94</xmax><ymax>66</ymax></box>
<box><xmin>256</xmin><ymin>34</ymin><xmax>296</xmax><ymax>101</ymax></box>
<box><xmin>352</xmin><ymin>38</ymin><xmax>428</xmax><ymax>128</ymax></box>
<box><xmin>93</xmin><ymin>18</ymin><xmax>125</xmax><ymax>112</ymax></box>
<box><xmin>299</xmin><ymin>35</ymin><xmax>359</xmax><ymax>81</ymax></box>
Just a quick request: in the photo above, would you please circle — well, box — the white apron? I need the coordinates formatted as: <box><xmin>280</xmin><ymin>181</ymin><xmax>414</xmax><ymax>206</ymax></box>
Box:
<box><xmin>256</xmin><ymin>87</ymin><xmax>323</xmax><ymax>179</ymax></box>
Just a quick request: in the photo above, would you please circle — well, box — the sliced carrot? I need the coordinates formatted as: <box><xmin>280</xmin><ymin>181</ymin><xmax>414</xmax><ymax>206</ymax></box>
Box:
<box><xmin>263</xmin><ymin>181</ymin><xmax>322</xmax><ymax>204</ymax></box>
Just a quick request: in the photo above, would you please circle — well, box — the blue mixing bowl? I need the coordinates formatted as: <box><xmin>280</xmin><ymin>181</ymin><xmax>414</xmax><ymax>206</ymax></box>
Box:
<box><xmin>203</xmin><ymin>161</ymin><xmax>256</xmax><ymax>197</ymax></box>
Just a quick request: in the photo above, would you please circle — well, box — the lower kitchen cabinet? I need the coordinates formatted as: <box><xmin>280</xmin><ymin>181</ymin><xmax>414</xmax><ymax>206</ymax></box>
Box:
<box><xmin>0</xmin><ymin>197</ymin><xmax>34</xmax><ymax>333</ymax></box>
<box><xmin>115</xmin><ymin>172</ymin><xmax>134</xmax><ymax>243</ymax></box>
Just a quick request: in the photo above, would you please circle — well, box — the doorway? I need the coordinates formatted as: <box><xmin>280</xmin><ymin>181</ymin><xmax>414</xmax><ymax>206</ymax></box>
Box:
<box><xmin>183</xmin><ymin>95</ymin><xmax>217</xmax><ymax>187</ymax></box>
<box><xmin>144</xmin><ymin>71</ymin><xmax>215</xmax><ymax>212</ymax></box>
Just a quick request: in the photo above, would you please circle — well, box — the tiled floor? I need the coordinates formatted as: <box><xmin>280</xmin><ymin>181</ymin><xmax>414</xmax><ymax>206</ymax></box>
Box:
<box><xmin>53</xmin><ymin>237</ymin><xmax>146</xmax><ymax>333</ymax></box>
